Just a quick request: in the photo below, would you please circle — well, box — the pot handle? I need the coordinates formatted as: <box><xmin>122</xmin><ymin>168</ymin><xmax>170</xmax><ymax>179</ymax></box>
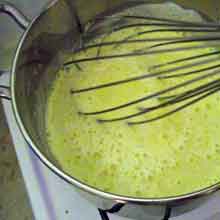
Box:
<box><xmin>0</xmin><ymin>2</ymin><xmax>30</xmax><ymax>100</ymax></box>
<box><xmin>0</xmin><ymin>2</ymin><xmax>29</xmax><ymax>30</ymax></box>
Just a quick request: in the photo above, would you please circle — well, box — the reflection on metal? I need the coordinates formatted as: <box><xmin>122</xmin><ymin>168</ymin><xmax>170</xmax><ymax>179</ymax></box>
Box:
<box><xmin>0</xmin><ymin>71</ymin><xmax>11</xmax><ymax>100</ymax></box>
<box><xmin>0</xmin><ymin>85</ymin><xmax>11</xmax><ymax>100</ymax></box>
<box><xmin>0</xmin><ymin>2</ymin><xmax>29</xmax><ymax>30</ymax></box>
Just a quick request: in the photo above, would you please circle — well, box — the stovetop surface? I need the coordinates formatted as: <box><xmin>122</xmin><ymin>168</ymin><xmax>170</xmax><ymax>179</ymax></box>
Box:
<box><xmin>1</xmin><ymin>1</ymin><xmax>220</xmax><ymax>220</ymax></box>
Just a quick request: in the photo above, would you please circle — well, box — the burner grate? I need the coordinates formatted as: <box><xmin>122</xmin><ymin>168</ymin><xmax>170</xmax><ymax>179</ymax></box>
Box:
<box><xmin>98</xmin><ymin>205</ymin><xmax>172</xmax><ymax>220</ymax></box>
<box><xmin>163</xmin><ymin>207</ymin><xmax>172</xmax><ymax>220</ymax></box>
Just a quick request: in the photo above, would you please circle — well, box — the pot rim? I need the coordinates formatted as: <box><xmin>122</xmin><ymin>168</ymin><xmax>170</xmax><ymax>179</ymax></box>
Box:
<box><xmin>10</xmin><ymin>0</ymin><xmax>220</xmax><ymax>205</ymax></box>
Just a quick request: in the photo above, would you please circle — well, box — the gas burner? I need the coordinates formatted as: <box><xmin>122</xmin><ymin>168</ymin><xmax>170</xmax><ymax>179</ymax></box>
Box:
<box><xmin>98</xmin><ymin>206</ymin><xmax>172</xmax><ymax>220</ymax></box>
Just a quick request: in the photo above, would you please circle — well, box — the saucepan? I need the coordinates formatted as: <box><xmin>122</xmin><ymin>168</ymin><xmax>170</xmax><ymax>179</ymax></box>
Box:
<box><xmin>1</xmin><ymin>0</ymin><xmax>220</xmax><ymax>219</ymax></box>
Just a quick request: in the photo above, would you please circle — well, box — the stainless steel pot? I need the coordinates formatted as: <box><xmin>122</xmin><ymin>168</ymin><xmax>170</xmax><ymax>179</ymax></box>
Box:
<box><xmin>1</xmin><ymin>1</ymin><xmax>220</xmax><ymax>219</ymax></box>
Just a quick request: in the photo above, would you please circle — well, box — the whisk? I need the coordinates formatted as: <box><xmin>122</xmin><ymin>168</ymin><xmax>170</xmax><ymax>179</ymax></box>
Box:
<box><xmin>64</xmin><ymin>15</ymin><xmax>220</xmax><ymax>125</ymax></box>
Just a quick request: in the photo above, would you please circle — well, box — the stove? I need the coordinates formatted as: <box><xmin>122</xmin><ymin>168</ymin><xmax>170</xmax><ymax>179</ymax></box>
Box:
<box><xmin>1</xmin><ymin>1</ymin><xmax>220</xmax><ymax>220</ymax></box>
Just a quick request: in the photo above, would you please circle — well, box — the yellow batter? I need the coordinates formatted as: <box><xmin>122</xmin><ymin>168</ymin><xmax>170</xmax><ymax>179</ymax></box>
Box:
<box><xmin>47</xmin><ymin>20</ymin><xmax>220</xmax><ymax>198</ymax></box>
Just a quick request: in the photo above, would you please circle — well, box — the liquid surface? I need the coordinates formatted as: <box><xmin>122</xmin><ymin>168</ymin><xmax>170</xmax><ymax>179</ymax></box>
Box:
<box><xmin>47</xmin><ymin>4</ymin><xmax>220</xmax><ymax>197</ymax></box>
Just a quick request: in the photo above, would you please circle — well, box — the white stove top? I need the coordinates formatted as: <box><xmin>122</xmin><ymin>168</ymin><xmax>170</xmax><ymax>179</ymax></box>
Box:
<box><xmin>1</xmin><ymin>1</ymin><xmax>220</xmax><ymax>220</ymax></box>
